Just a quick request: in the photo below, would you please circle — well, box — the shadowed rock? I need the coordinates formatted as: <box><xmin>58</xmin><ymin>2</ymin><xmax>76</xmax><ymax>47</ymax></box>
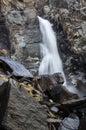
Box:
<box><xmin>34</xmin><ymin>73</ymin><xmax>78</xmax><ymax>103</ymax></box>
<box><xmin>0</xmin><ymin>57</ymin><xmax>33</xmax><ymax>78</ymax></box>
<box><xmin>0</xmin><ymin>9</ymin><xmax>10</xmax><ymax>53</ymax></box>
<box><xmin>1</xmin><ymin>79</ymin><xmax>48</xmax><ymax>130</ymax></box>
<box><xmin>0</xmin><ymin>76</ymin><xmax>10</xmax><ymax>126</ymax></box>
<box><xmin>79</xmin><ymin>116</ymin><xmax>86</xmax><ymax>130</ymax></box>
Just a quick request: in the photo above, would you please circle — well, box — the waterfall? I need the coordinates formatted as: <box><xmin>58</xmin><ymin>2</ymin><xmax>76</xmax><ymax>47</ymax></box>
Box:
<box><xmin>38</xmin><ymin>16</ymin><xmax>66</xmax><ymax>86</ymax></box>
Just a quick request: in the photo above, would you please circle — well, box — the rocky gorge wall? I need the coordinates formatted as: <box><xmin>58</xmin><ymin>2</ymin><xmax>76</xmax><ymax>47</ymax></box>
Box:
<box><xmin>1</xmin><ymin>0</ymin><xmax>86</xmax><ymax>83</ymax></box>
<box><xmin>0</xmin><ymin>1</ymin><xmax>86</xmax><ymax>130</ymax></box>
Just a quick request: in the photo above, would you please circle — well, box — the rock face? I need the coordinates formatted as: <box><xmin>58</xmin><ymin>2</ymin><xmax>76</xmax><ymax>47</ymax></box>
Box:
<box><xmin>1</xmin><ymin>79</ymin><xmax>48</xmax><ymax>130</ymax></box>
<box><xmin>2</xmin><ymin>0</ymin><xmax>41</xmax><ymax>75</ymax></box>
<box><xmin>58</xmin><ymin>1</ymin><xmax>86</xmax><ymax>72</ymax></box>
<box><xmin>52</xmin><ymin>0</ymin><xmax>86</xmax><ymax>75</ymax></box>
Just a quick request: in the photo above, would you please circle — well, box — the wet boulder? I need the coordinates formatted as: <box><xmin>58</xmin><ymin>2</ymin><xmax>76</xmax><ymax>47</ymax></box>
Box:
<box><xmin>35</xmin><ymin>73</ymin><xmax>64</xmax><ymax>91</ymax></box>
<box><xmin>35</xmin><ymin>73</ymin><xmax>78</xmax><ymax>103</ymax></box>
<box><xmin>0</xmin><ymin>57</ymin><xmax>33</xmax><ymax>78</ymax></box>
<box><xmin>42</xmin><ymin>73</ymin><xmax>63</xmax><ymax>86</ymax></box>
<box><xmin>44</xmin><ymin>85</ymin><xmax>78</xmax><ymax>103</ymax></box>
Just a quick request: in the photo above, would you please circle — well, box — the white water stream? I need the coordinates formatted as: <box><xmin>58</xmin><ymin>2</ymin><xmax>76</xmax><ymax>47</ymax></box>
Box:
<box><xmin>38</xmin><ymin>16</ymin><xmax>66</xmax><ymax>86</ymax></box>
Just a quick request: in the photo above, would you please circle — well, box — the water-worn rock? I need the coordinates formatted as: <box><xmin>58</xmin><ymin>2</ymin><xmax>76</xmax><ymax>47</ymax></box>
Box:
<box><xmin>37</xmin><ymin>73</ymin><xmax>64</xmax><ymax>91</ymax></box>
<box><xmin>35</xmin><ymin>73</ymin><xmax>78</xmax><ymax>103</ymax></box>
<box><xmin>1</xmin><ymin>79</ymin><xmax>48</xmax><ymax>130</ymax></box>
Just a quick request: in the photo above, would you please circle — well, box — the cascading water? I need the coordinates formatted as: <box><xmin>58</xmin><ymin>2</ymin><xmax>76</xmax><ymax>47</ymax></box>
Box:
<box><xmin>37</xmin><ymin>16</ymin><xmax>85</xmax><ymax>97</ymax></box>
<box><xmin>38</xmin><ymin>16</ymin><xmax>67</xmax><ymax>86</ymax></box>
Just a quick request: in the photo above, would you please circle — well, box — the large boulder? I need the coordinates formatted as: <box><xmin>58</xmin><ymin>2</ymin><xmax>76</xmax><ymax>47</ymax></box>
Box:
<box><xmin>34</xmin><ymin>73</ymin><xmax>78</xmax><ymax>103</ymax></box>
<box><xmin>0</xmin><ymin>75</ymin><xmax>10</xmax><ymax>125</ymax></box>
<box><xmin>0</xmin><ymin>56</ymin><xmax>33</xmax><ymax>78</ymax></box>
<box><xmin>1</xmin><ymin>79</ymin><xmax>48</xmax><ymax>130</ymax></box>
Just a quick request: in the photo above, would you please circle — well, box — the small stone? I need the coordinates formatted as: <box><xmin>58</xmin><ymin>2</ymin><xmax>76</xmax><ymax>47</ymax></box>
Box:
<box><xmin>51</xmin><ymin>106</ymin><xmax>59</xmax><ymax>113</ymax></box>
